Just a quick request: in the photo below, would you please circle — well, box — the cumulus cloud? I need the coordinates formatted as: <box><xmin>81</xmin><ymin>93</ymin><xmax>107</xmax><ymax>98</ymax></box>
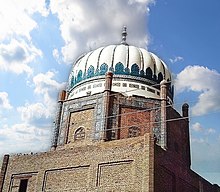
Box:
<box><xmin>17</xmin><ymin>103</ymin><xmax>51</xmax><ymax>127</ymax></box>
<box><xmin>192</xmin><ymin>122</ymin><xmax>216</xmax><ymax>136</ymax></box>
<box><xmin>191</xmin><ymin>137</ymin><xmax>220</xmax><ymax>173</ymax></box>
<box><xmin>17</xmin><ymin>71</ymin><xmax>65</xmax><ymax>124</ymax></box>
<box><xmin>0</xmin><ymin>123</ymin><xmax>50</xmax><ymax>154</ymax></box>
<box><xmin>0</xmin><ymin>39</ymin><xmax>42</xmax><ymax>75</ymax></box>
<box><xmin>4</xmin><ymin>71</ymin><xmax>67</xmax><ymax>154</ymax></box>
<box><xmin>192</xmin><ymin>122</ymin><xmax>203</xmax><ymax>132</ymax></box>
<box><xmin>52</xmin><ymin>48</ymin><xmax>61</xmax><ymax>63</ymax></box>
<box><xmin>0</xmin><ymin>92</ymin><xmax>12</xmax><ymax>110</ymax></box>
<box><xmin>33</xmin><ymin>71</ymin><xmax>65</xmax><ymax>95</ymax></box>
<box><xmin>207</xmin><ymin>128</ymin><xmax>216</xmax><ymax>134</ymax></box>
<box><xmin>50</xmin><ymin>0</ymin><xmax>154</xmax><ymax>63</ymax></box>
<box><xmin>0</xmin><ymin>1</ymin><xmax>48</xmax><ymax>75</ymax></box>
<box><xmin>16</xmin><ymin>71</ymin><xmax>66</xmax><ymax>127</ymax></box>
<box><xmin>0</xmin><ymin>70</ymin><xmax>66</xmax><ymax>156</ymax></box>
<box><xmin>0</xmin><ymin>0</ymin><xmax>48</xmax><ymax>40</ymax></box>
<box><xmin>175</xmin><ymin>65</ymin><xmax>220</xmax><ymax>116</ymax></box>
<box><xmin>169</xmin><ymin>56</ymin><xmax>184</xmax><ymax>64</ymax></box>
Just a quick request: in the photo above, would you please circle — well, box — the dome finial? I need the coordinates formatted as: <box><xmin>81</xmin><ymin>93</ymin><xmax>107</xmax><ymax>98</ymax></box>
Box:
<box><xmin>121</xmin><ymin>26</ymin><xmax>128</xmax><ymax>45</ymax></box>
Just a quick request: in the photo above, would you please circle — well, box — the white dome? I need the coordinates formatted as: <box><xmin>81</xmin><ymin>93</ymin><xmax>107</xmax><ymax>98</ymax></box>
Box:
<box><xmin>67</xmin><ymin>44</ymin><xmax>173</xmax><ymax>102</ymax></box>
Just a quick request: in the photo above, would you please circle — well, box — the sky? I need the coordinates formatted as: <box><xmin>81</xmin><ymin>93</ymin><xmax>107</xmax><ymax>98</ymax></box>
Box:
<box><xmin>0</xmin><ymin>0</ymin><xmax>220</xmax><ymax>186</ymax></box>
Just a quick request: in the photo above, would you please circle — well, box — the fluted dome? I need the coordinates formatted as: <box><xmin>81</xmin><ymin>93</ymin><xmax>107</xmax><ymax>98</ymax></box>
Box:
<box><xmin>67</xmin><ymin>44</ymin><xmax>173</xmax><ymax>103</ymax></box>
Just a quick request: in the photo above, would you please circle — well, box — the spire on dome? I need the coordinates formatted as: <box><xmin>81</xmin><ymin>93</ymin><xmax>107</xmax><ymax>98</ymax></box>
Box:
<box><xmin>121</xmin><ymin>26</ymin><xmax>128</xmax><ymax>45</ymax></box>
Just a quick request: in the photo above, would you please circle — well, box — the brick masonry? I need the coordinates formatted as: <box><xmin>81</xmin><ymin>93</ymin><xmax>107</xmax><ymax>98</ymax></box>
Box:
<box><xmin>2</xmin><ymin>135</ymin><xmax>154</xmax><ymax>192</ymax></box>
<box><xmin>1</xmin><ymin>92</ymin><xmax>220</xmax><ymax>192</ymax></box>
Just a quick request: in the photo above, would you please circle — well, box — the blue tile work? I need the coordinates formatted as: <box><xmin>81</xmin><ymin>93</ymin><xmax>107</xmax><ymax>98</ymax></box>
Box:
<box><xmin>87</xmin><ymin>65</ymin><xmax>95</xmax><ymax>78</ymax></box>
<box><xmin>131</xmin><ymin>64</ymin><xmax>139</xmax><ymax>76</ymax></box>
<box><xmin>115</xmin><ymin>62</ymin><xmax>124</xmax><ymax>75</ymax></box>
<box><xmin>70</xmin><ymin>63</ymin><xmax>167</xmax><ymax>88</ymax></box>
<box><xmin>153</xmin><ymin>103</ymin><xmax>161</xmax><ymax>145</ymax></box>
<box><xmin>99</xmin><ymin>63</ymin><xmax>108</xmax><ymax>75</ymax></box>
<box><xmin>57</xmin><ymin>94</ymin><xmax>106</xmax><ymax>145</ymax></box>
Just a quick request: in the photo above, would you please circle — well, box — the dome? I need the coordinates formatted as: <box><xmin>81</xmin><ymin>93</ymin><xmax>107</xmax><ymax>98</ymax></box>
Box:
<box><xmin>67</xmin><ymin>29</ymin><xmax>173</xmax><ymax>103</ymax></box>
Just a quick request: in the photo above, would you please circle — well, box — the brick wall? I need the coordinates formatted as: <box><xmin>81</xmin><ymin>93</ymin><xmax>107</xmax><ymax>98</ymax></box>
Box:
<box><xmin>2</xmin><ymin>134</ymin><xmax>155</xmax><ymax>192</ymax></box>
<box><xmin>66</xmin><ymin>108</ymin><xmax>94</xmax><ymax>145</ymax></box>
<box><xmin>119</xmin><ymin>107</ymin><xmax>151</xmax><ymax>139</ymax></box>
<box><xmin>154</xmin><ymin>107</ymin><xmax>220</xmax><ymax>192</ymax></box>
<box><xmin>0</xmin><ymin>155</ymin><xmax>9</xmax><ymax>191</ymax></box>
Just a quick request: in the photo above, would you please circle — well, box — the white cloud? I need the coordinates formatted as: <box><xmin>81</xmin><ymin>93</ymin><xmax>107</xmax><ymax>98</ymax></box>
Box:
<box><xmin>175</xmin><ymin>65</ymin><xmax>220</xmax><ymax>116</ymax></box>
<box><xmin>169</xmin><ymin>56</ymin><xmax>184</xmax><ymax>63</ymax></box>
<box><xmin>50</xmin><ymin>0</ymin><xmax>153</xmax><ymax>63</ymax></box>
<box><xmin>61</xmin><ymin>41</ymin><xmax>78</xmax><ymax>64</ymax></box>
<box><xmin>14</xmin><ymin>71</ymin><xmax>66</xmax><ymax>127</ymax></box>
<box><xmin>33</xmin><ymin>71</ymin><xmax>66</xmax><ymax>100</ymax></box>
<box><xmin>0</xmin><ymin>1</ymin><xmax>48</xmax><ymax>75</ymax></box>
<box><xmin>207</xmin><ymin>128</ymin><xmax>216</xmax><ymax>134</ymax></box>
<box><xmin>0</xmin><ymin>123</ymin><xmax>50</xmax><ymax>155</ymax></box>
<box><xmin>0</xmin><ymin>71</ymin><xmax>65</xmax><ymax>154</ymax></box>
<box><xmin>17</xmin><ymin>103</ymin><xmax>51</xmax><ymax>126</ymax></box>
<box><xmin>0</xmin><ymin>92</ymin><xmax>12</xmax><ymax>110</ymax></box>
<box><xmin>0</xmin><ymin>39</ymin><xmax>42</xmax><ymax>75</ymax></box>
<box><xmin>191</xmin><ymin>138</ymin><xmax>207</xmax><ymax>144</ymax></box>
<box><xmin>191</xmin><ymin>122</ymin><xmax>216</xmax><ymax>136</ymax></box>
<box><xmin>0</xmin><ymin>70</ymin><xmax>66</xmax><ymax>155</ymax></box>
<box><xmin>191</xmin><ymin>137</ymin><xmax>220</xmax><ymax>174</ymax></box>
<box><xmin>52</xmin><ymin>48</ymin><xmax>61</xmax><ymax>63</ymax></box>
<box><xmin>0</xmin><ymin>0</ymin><xmax>48</xmax><ymax>41</ymax></box>
<box><xmin>192</xmin><ymin>122</ymin><xmax>203</xmax><ymax>132</ymax></box>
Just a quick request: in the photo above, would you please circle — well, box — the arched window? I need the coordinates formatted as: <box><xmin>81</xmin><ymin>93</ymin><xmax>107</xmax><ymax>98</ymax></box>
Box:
<box><xmin>128</xmin><ymin>126</ymin><xmax>140</xmax><ymax>138</ymax></box>
<box><xmin>74</xmin><ymin>127</ymin><xmax>85</xmax><ymax>141</ymax></box>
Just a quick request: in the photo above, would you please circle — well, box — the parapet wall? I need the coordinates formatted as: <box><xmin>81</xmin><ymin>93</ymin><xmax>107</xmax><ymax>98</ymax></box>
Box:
<box><xmin>2</xmin><ymin>134</ymin><xmax>154</xmax><ymax>192</ymax></box>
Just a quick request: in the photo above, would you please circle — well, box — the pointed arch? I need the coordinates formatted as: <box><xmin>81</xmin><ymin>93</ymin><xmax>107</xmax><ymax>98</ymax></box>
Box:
<box><xmin>146</xmin><ymin>67</ymin><xmax>153</xmax><ymax>79</ymax></box>
<box><xmin>99</xmin><ymin>63</ymin><xmax>108</xmax><ymax>75</ymax></box>
<box><xmin>76</xmin><ymin>70</ymin><xmax>83</xmax><ymax>83</ymax></box>
<box><xmin>115</xmin><ymin>62</ymin><xmax>124</xmax><ymax>74</ymax></box>
<box><xmin>131</xmin><ymin>64</ymin><xmax>139</xmax><ymax>76</ymax></box>
<box><xmin>87</xmin><ymin>65</ymin><xmax>95</xmax><ymax>78</ymax></box>
<box><xmin>158</xmin><ymin>72</ymin><xmax>163</xmax><ymax>83</ymax></box>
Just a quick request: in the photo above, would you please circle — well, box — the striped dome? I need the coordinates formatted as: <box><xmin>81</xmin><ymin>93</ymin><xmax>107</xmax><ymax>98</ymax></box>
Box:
<box><xmin>67</xmin><ymin>44</ymin><xmax>173</xmax><ymax>102</ymax></box>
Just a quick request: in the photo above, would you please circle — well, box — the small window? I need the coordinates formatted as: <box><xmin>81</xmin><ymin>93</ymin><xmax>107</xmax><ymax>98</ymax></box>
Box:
<box><xmin>74</xmin><ymin>127</ymin><xmax>85</xmax><ymax>141</ymax></box>
<box><xmin>128</xmin><ymin>126</ymin><xmax>140</xmax><ymax>138</ymax></box>
<box><xmin>19</xmin><ymin>179</ymin><xmax>28</xmax><ymax>192</ymax></box>
<box><xmin>122</xmin><ymin>83</ymin><xmax>127</xmax><ymax>87</ymax></box>
<box><xmin>113</xmin><ymin>82</ymin><xmax>120</xmax><ymax>87</ymax></box>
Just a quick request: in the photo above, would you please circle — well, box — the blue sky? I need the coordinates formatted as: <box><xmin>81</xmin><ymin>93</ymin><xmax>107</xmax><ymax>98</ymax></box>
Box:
<box><xmin>0</xmin><ymin>0</ymin><xmax>220</xmax><ymax>185</ymax></box>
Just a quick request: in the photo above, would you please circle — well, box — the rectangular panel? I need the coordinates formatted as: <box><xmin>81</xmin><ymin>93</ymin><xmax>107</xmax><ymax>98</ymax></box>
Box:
<box><xmin>43</xmin><ymin>165</ymin><xmax>90</xmax><ymax>192</ymax></box>
<box><xmin>97</xmin><ymin>160</ymin><xmax>133</xmax><ymax>187</ymax></box>
<box><xmin>67</xmin><ymin>109</ymin><xmax>94</xmax><ymax>143</ymax></box>
<box><xmin>119</xmin><ymin>107</ymin><xmax>150</xmax><ymax>139</ymax></box>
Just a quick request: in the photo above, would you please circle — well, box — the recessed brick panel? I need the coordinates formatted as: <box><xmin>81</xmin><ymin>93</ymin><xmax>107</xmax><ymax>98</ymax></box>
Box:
<box><xmin>119</xmin><ymin>107</ymin><xmax>151</xmax><ymax>139</ymax></box>
<box><xmin>43</xmin><ymin>166</ymin><xmax>89</xmax><ymax>191</ymax></box>
<box><xmin>97</xmin><ymin>160</ymin><xmax>133</xmax><ymax>187</ymax></box>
